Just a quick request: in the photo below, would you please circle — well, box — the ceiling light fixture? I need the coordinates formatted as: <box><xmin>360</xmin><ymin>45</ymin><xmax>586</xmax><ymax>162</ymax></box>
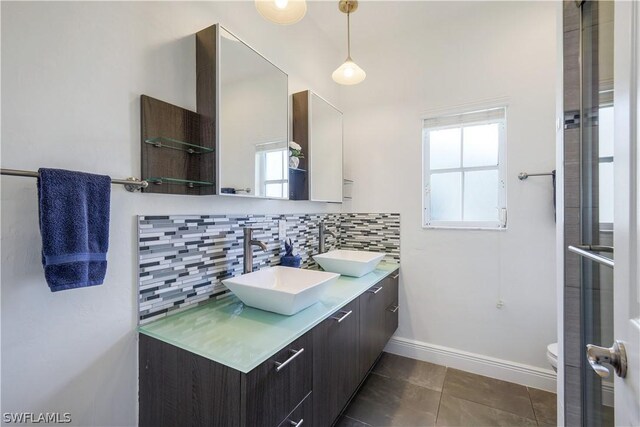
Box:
<box><xmin>255</xmin><ymin>0</ymin><xmax>307</xmax><ymax>25</ymax></box>
<box><xmin>332</xmin><ymin>0</ymin><xmax>365</xmax><ymax>85</ymax></box>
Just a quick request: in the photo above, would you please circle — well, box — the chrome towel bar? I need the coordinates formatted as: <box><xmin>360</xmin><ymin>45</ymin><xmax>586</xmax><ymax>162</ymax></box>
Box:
<box><xmin>1</xmin><ymin>168</ymin><xmax>148</xmax><ymax>192</ymax></box>
<box><xmin>518</xmin><ymin>171</ymin><xmax>555</xmax><ymax>180</ymax></box>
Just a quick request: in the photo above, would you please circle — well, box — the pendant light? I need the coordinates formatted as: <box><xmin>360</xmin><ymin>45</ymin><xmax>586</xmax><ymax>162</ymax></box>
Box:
<box><xmin>332</xmin><ymin>0</ymin><xmax>366</xmax><ymax>85</ymax></box>
<box><xmin>255</xmin><ymin>0</ymin><xmax>307</xmax><ymax>25</ymax></box>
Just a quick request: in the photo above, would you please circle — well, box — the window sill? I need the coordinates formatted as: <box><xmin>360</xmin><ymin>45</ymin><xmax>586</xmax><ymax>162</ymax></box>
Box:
<box><xmin>422</xmin><ymin>225</ymin><xmax>507</xmax><ymax>231</ymax></box>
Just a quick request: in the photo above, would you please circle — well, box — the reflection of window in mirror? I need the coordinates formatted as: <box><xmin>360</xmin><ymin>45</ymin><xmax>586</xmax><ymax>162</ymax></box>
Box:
<box><xmin>255</xmin><ymin>142</ymin><xmax>288</xmax><ymax>198</ymax></box>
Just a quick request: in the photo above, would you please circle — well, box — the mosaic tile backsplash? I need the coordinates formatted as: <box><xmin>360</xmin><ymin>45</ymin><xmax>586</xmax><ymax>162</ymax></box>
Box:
<box><xmin>138</xmin><ymin>213</ymin><xmax>400</xmax><ymax>323</ymax></box>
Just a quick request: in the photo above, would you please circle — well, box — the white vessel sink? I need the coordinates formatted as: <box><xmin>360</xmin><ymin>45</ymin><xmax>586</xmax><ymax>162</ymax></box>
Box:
<box><xmin>222</xmin><ymin>266</ymin><xmax>340</xmax><ymax>316</ymax></box>
<box><xmin>313</xmin><ymin>250</ymin><xmax>386</xmax><ymax>278</ymax></box>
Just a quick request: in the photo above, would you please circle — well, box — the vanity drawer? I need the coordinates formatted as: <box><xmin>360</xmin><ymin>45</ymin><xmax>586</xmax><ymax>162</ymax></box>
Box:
<box><xmin>243</xmin><ymin>331</ymin><xmax>313</xmax><ymax>427</ymax></box>
<box><xmin>278</xmin><ymin>391</ymin><xmax>312</xmax><ymax>427</ymax></box>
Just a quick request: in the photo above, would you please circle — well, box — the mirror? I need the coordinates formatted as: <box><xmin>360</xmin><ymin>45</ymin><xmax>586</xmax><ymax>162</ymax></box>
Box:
<box><xmin>291</xmin><ymin>90</ymin><xmax>343</xmax><ymax>202</ymax></box>
<box><xmin>309</xmin><ymin>93</ymin><xmax>343</xmax><ymax>202</ymax></box>
<box><xmin>218</xmin><ymin>27</ymin><xmax>289</xmax><ymax>198</ymax></box>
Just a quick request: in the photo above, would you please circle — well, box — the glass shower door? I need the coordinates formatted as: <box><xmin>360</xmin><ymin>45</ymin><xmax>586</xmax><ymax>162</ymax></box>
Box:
<box><xmin>577</xmin><ymin>1</ymin><xmax>615</xmax><ymax>425</ymax></box>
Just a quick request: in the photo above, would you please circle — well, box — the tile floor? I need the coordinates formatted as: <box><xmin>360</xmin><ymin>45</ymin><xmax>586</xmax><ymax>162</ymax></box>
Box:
<box><xmin>338</xmin><ymin>353</ymin><xmax>557</xmax><ymax>427</ymax></box>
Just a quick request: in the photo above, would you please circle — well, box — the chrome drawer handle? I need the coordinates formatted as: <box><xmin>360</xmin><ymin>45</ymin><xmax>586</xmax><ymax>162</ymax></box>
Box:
<box><xmin>331</xmin><ymin>310</ymin><xmax>353</xmax><ymax>323</ymax></box>
<box><xmin>392</xmin><ymin>273</ymin><xmax>399</xmax><ymax>279</ymax></box>
<box><xmin>289</xmin><ymin>418</ymin><xmax>304</xmax><ymax>426</ymax></box>
<box><xmin>274</xmin><ymin>348</ymin><xmax>304</xmax><ymax>372</ymax></box>
<box><xmin>367</xmin><ymin>286</ymin><xmax>383</xmax><ymax>294</ymax></box>
<box><xmin>388</xmin><ymin>305</ymin><xmax>399</xmax><ymax>313</ymax></box>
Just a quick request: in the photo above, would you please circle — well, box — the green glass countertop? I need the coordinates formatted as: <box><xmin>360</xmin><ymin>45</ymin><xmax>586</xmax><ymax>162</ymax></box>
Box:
<box><xmin>138</xmin><ymin>263</ymin><xmax>399</xmax><ymax>373</ymax></box>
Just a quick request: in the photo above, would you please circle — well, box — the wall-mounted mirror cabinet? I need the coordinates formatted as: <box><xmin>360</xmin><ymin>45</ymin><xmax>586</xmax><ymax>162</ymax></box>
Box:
<box><xmin>198</xmin><ymin>24</ymin><xmax>289</xmax><ymax>199</ymax></box>
<box><xmin>141</xmin><ymin>24</ymin><xmax>289</xmax><ymax>197</ymax></box>
<box><xmin>291</xmin><ymin>90</ymin><xmax>343</xmax><ymax>202</ymax></box>
<box><xmin>142</xmin><ymin>25</ymin><xmax>344</xmax><ymax>202</ymax></box>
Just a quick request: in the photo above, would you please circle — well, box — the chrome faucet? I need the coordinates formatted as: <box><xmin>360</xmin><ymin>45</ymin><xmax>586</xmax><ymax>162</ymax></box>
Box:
<box><xmin>243</xmin><ymin>227</ymin><xmax>268</xmax><ymax>274</ymax></box>
<box><xmin>319</xmin><ymin>221</ymin><xmax>337</xmax><ymax>254</ymax></box>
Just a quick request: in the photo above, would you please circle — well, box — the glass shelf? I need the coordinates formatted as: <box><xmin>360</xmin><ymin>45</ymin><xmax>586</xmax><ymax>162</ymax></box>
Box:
<box><xmin>144</xmin><ymin>137</ymin><xmax>214</xmax><ymax>154</ymax></box>
<box><xmin>146</xmin><ymin>177</ymin><xmax>215</xmax><ymax>188</ymax></box>
<box><xmin>289</xmin><ymin>167</ymin><xmax>307</xmax><ymax>172</ymax></box>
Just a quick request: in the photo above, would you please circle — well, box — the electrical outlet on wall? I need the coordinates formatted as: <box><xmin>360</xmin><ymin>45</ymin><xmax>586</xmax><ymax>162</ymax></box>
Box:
<box><xmin>278</xmin><ymin>220</ymin><xmax>286</xmax><ymax>240</ymax></box>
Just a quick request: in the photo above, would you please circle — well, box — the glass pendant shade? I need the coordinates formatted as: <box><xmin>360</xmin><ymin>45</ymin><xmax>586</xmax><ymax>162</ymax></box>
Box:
<box><xmin>332</xmin><ymin>57</ymin><xmax>366</xmax><ymax>85</ymax></box>
<box><xmin>255</xmin><ymin>0</ymin><xmax>307</xmax><ymax>25</ymax></box>
<box><xmin>332</xmin><ymin>0</ymin><xmax>365</xmax><ymax>85</ymax></box>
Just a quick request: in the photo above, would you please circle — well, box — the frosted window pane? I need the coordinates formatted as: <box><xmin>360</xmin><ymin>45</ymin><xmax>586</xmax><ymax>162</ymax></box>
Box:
<box><xmin>464</xmin><ymin>170</ymin><xmax>499</xmax><ymax>221</ymax></box>
<box><xmin>265</xmin><ymin>150</ymin><xmax>284</xmax><ymax>180</ymax></box>
<box><xmin>429</xmin><ymin>128</ymin><xmax>461</xmax><ymax>170</ymax></box>
<box><xmin>599</xmin><ymin>162</ymin><xmax>614</xmax><ymax>223</ymax></box>
<box><xmin>266</xmin><ymin>183</ymin><xmax>283</xmax><ymax>198</ymax></box>
<box><xmin>430</xmin><ymin>172</ymin><xmax>462</xmax><ymax>221</ymax></box>
<box><xmin>599</xmin><ymin>106</ymin><xmax>614</xmax><ymax>158</ymax></box>
<box><xmin>463</xmin><ymin>124</ymin><xmax>499</xmax><ymax>167</ymax></box>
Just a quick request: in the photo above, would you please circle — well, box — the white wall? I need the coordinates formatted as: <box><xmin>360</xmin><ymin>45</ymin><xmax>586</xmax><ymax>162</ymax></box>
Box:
<box><xmin>342</xmin><ymin>1</ymin><xmax>558</xmax><ymax>383</ymax></box>
<box><xmin>0</xmin><ymin>2</ymin><xmax>343</xmax><ymax>426</ymax></box>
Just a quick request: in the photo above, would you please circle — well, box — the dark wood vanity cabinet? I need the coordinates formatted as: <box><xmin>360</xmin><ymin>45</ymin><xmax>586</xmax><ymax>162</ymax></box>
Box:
<box><xmin>139</xmin><ymin>268</ymin><xmax>399</xmax><ymax>427</ymax></box>
<box><xmin>312</xmin><ymin>299</ymin><xmax>360</xmax><ymax>427</ymax></box>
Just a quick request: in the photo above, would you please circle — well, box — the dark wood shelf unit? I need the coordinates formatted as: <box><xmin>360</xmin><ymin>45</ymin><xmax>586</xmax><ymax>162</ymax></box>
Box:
<box><xmin>195</xmin><ymin>24</ymin><xmax>217</xmax><ymax>195</ymax></box>
<box><xmin>291</xmin><ymin>91</ymin><xmax>310</xmax><ymax>200</ymax></box>
<box><xmin>141</xmin><ymin>95</ymin><xmax>215</xmax><ymax>195</ymax></box>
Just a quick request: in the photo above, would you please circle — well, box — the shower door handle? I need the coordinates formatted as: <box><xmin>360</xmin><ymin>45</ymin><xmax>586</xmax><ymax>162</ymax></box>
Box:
<box><xmin>586</xmin><ymin>340</ymin><xmax>627</xmax><ymax>378</ymax></box>
<box><xmin>568</xmin><ymin>245</ymin><xmax>615</xmax><ymax>268</ymax></box>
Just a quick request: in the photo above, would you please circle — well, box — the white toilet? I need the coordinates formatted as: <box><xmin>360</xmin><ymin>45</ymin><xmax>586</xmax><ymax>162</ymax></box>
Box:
<box><xmin>547</xmin><ymin>342</ymin><xmax>558</xmax><ymax>372</ymax></box>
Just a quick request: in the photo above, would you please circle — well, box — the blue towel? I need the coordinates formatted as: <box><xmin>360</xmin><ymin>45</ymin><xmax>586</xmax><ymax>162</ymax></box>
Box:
<box><xmin>37</xmin><ymin>168</ymin><xmax>111</xmax><ymax>291</ymax></box>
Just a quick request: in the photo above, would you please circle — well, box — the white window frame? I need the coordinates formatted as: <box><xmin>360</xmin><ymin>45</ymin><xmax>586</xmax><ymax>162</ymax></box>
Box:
<box><xmin>422</xmin><ymin>108</ymin><xmax>507</xmax><ymax>230</ymax></box>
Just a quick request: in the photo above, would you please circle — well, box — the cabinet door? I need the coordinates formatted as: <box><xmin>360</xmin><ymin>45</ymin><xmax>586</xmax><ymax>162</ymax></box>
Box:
<box><xmin>358</xmin><ymin>281</ymin><xmax>388</xmax><ymax>378</ymax></box>
<box><xmin>384</xmin><ymin>270</ymin><xmax>400</xmax><ymax>343</ymax></box>
<box><xmin>138</xmin><ymin>334</ymin><xmax>241</xmax><ymax>427</ymax></box>
<box><xmin>312</xmin><ymin>300</ymin><xmax>359</xmax><ymax>427</ymax></box>
<box><xmin>243</xmin><ymin>331</ymin><xmax>313</xmax><ymax>427</ymax></box>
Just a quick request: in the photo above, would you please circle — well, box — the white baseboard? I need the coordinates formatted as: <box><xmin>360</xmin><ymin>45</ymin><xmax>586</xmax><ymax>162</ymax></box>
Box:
<box><xmin>385</xmin><ymin>336</ymin><xmax>557</xmax><ymax>393</ymax></box>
